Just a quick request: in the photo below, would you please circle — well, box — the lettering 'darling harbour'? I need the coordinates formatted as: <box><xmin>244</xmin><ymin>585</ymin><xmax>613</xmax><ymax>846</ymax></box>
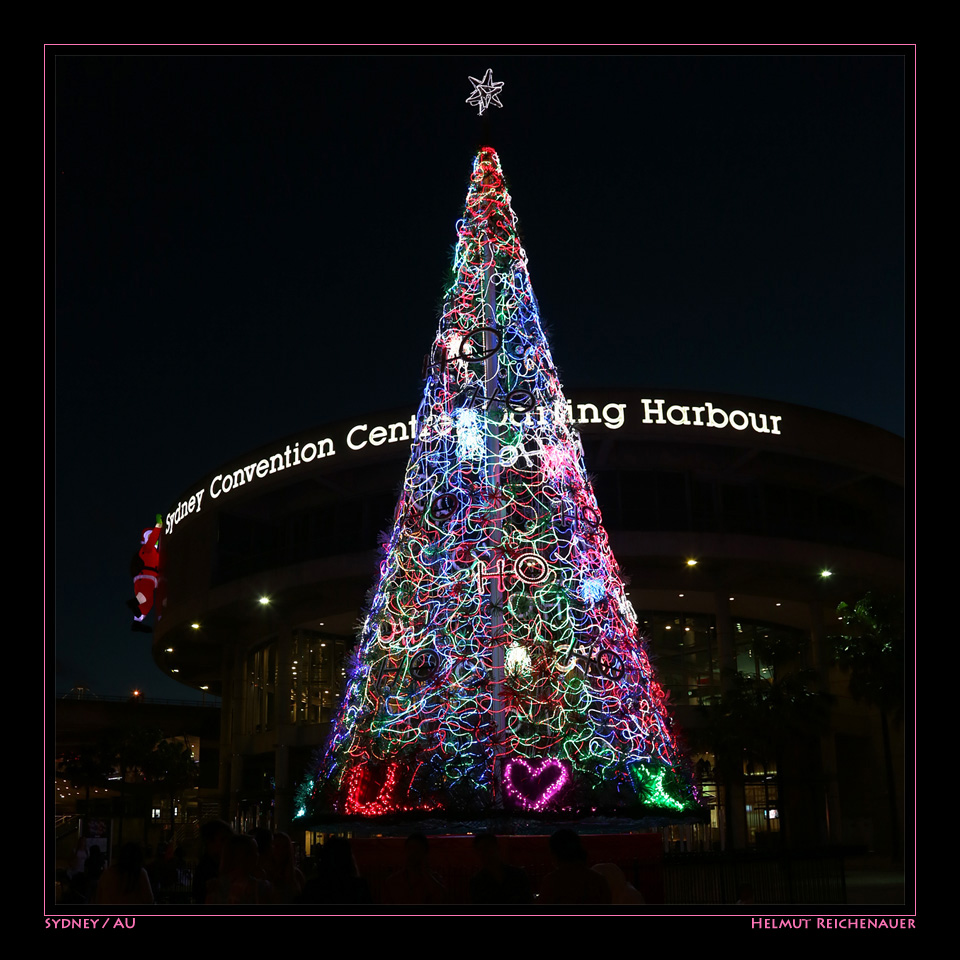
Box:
<box><xmin>639</xmin><ymin>398</ymin><xmax>782</xmax><ymax>434</ymax></box>
<box><xmin>164</xmin><ymin>397</ymin><xmax>784</xmax><ymax>536</ymax></box>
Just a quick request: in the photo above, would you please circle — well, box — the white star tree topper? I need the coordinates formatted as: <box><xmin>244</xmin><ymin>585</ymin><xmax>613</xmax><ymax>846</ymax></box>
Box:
<box><xmin>466</xmin><ymin>69</ymin><xmax>505</xmax><ymax>116</ymax></box>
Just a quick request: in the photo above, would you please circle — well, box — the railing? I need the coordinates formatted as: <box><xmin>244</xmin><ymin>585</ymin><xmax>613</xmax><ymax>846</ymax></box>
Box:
<box><xmin>55</xmin><ymin>815</ymin><xmax>81</xmax><ymax>841</ymax></box>
<box><xmin>58</xmin><ymin>692</ymin><xmax>220</xmax><ymax>706</ymax></box>
<box><xmin>663</xmin><ymin>850</ymin><xmax>847</xmax><ymax>905</ymax></box>
<box><xmin>153</xmin><ymin>866</ymin><xmax>196</xmax><ymax>905</ymax></box>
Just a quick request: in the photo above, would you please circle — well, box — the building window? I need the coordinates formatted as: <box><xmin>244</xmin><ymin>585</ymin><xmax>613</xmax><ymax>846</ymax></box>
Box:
<box><xmin>245</xmin><ymin>639</ymin><xmax>277</xmax><ymax>734</ymax></box>
<box><xmin>642</xmin><ymin>612</ymin><xmax>718</xmax><ymax>706</ymax></box>
<box><xmin>290</xmin><ymin>630</ymin><xmax>348</xmax><ymax>725</ymax></box>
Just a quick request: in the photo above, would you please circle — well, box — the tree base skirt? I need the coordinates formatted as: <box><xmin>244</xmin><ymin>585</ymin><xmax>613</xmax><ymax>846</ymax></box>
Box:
<box><xmin>300</xmin><ymin>811</ymin><xmax>707</xmax><ymax>837</ymax></box>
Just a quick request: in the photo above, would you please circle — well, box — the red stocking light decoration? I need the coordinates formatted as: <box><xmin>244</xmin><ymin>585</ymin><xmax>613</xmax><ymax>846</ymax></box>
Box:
<box><xmin>304</xmin><ymin>148</ymin><xmax>698</xmax><ymax>821</ymax></box>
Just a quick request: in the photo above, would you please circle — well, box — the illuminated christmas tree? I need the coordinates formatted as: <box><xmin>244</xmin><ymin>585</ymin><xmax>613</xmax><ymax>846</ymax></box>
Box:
<box><xmin>304</xmin><ymin>147</ymin><xmax>697</xmax><ymax>821</ymax></box>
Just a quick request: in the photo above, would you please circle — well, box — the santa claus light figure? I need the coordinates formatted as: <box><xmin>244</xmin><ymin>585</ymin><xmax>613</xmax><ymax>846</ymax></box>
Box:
<box><xmin>127</xmin><ymin>515</ymin><xmax>162</xmax><ymax>633</ymax></box>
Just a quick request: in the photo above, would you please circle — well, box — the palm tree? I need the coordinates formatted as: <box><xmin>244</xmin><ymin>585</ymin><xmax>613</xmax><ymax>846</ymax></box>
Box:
<box><xmin>830</xmin><ymin>592</ymin><xmax>904</xmax><ymax>862</ymax></box>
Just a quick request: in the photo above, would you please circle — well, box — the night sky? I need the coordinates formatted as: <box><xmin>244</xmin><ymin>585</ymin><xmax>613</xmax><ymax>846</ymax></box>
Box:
<box><xmin>51</xmin><ymin>49</ymin><xmax>909</xmax><ymax>702</ymax></box>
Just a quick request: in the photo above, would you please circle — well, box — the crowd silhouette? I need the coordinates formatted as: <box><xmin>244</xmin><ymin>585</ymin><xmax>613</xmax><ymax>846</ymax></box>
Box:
<box><xmin>58</xmin><ymin>825</ymin><xmax>655</xmax><ymax>908</ymax></box>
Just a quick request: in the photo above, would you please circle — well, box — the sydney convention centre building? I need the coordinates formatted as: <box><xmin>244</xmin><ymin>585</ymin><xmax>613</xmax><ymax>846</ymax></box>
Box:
<box><xmin>151</xmin><ymin>388</ymin><xmax>904</xmax><ymax>853</ymax></box>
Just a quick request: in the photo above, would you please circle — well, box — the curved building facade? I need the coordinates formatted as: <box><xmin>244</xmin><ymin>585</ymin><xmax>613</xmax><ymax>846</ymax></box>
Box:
<box><xmin>153</xmin><ymin>389</ymin><xmax>904</xmax><ymax>850</ymax></box>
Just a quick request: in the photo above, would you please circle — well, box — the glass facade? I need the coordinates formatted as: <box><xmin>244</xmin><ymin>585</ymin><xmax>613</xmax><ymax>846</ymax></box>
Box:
<box><xmin>212</xmin><ymin>462</ymin><xmax>902</xmax><ymax>587</ymax></box>
<box><xmin>243</xmin><ymin>632</ymin><xmax>349</xmax><ymax>735</ymax></box>
<box><xmin>644</xmin><ymin>613</ymin><xmax>805</xmax><ymax>707</ymax></box>
<box><xmin>289</xmin><ymin>630</ymin><xmax>347</xmax><ymax>725</ymax></box>
<box><xmin>244</xmin><ymin>639</ymin><xmax>277</xmax><ymax>734</ymax></box>
<box><xmin>643</xmin><ymin>612</ymin><xmax>719</xmax><ymax>706</ymax></box>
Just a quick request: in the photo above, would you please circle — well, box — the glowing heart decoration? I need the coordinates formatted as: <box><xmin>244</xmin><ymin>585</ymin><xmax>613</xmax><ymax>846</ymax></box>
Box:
<box><xmin>503</xmin><ymin>758</ymin><xmax>570</xmax><ymax>811</ymax></box>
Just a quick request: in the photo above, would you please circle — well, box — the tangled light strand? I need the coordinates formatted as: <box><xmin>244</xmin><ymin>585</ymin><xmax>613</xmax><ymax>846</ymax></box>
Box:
<box><xmin>307</xmin><ymin>148</ymin><xmax>696</xmax><ymax>818</ymax></box>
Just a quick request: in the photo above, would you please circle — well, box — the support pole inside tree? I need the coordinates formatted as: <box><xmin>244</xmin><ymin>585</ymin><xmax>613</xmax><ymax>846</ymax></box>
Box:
<box><xmin>483</xmin><ymin>235</ymin><xmax>506</xmax><ymax>807</ymax></box>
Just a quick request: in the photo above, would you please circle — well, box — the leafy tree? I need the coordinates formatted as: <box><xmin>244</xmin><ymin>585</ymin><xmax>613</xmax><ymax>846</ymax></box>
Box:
<box><xmin>58</xmin><ymin>743</ymin><xmax>113</xmax><ymax>811</ymax></box>
<box><xmin>100</xmin><ymin>726</ymin><xmax>163</xmax><ymax>844</ymax></box>
<box><xmin>696</xmin><ymin>665</ymin><xmax>831</xmax><ymax>850</ymax></box>
<box><xmin>831</xmin><ymin>591</ymin><xmax>905</xmax><ymax>861</ymax></box>
<box><xmin>147</xmin><ymin>738</ymin><xmax>199</xmax><ymax>834</ymax></box>
<box><xmin>832</xmin><ymin>592</ymin><xmax>904</xmax><ymax>722</ymax></box>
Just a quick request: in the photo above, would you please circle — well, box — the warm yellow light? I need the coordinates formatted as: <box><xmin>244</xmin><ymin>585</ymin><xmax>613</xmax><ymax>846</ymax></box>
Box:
<box><xmin>259</xmin><ymin>596</ymin><xmax>271</xmax><ymax>605</ymax></box>
<box><xmin>191</xmin><ymin>623</ymin><xmax>200</xmax><ymax>629</ymax></box>
<box><xmin>686</xmin><ymin>559</ymin><xmax>698</xmax><ymax>567</ymax></box>
<box><xmin>820</xmin><ymin>569</ymin><xmax>832</xmax><ymax>578</ymax></box>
